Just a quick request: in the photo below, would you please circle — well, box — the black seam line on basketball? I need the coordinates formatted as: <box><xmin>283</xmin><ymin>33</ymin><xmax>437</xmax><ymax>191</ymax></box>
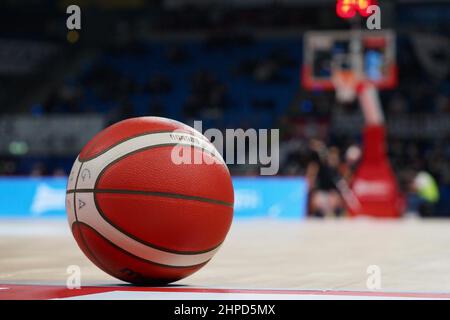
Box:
<box><xmin>74</xmin><ymin>221</ymin><xmax>212</xmax><ymax>269</ymax></box>
<box><xmin>72</xmin><ymin>163</ymin><xmax>115</xmax><ymax>275</ymax></box>
<box><xmin>80</xmin><ymin>141</ymin><xmax>229</xmax><ymax>255</ymax></box>
<box><xmin>73</xmin><ymin>161</ymin><xmax>83</xmax><ymax>221</ymax></box>
<box><xmin>92</xmin><ymin>143</ymin><xmax>223</xmax><ymax>193</ymax></box>
<box><xmin>80</xmin><ymin>130</ymin><xmax>213</xmax><ymax>162</ymax></box>
<box><xmin>67</xmin><ymin>189</ymin><xmax>233</xmax><ymax>207</ymax></box>
<box><xmin>71</xmin><ymin>222</ymin><xmax>118</xmax><ymax>276</ymax></box>
<box><xmin>91</xmin><ymin>189</ymin><xmax>225</xmax><ymax>255</ymax></box>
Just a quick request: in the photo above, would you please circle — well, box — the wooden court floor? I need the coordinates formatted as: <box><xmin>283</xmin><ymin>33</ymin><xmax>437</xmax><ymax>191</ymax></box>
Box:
<box><xmin>1</xmin><ymin>218</ymin><xmax>450</xmax><ymax>293</ymax></box>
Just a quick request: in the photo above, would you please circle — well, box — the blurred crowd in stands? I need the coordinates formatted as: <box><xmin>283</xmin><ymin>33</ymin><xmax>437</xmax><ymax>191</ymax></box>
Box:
<box><xmin>0</xmin><ymin>3</ymin><xmax>449</xmax><ymax>215</ymax></box>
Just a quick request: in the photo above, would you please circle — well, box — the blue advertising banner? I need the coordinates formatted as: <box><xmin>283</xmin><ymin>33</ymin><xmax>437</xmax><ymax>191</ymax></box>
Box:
<box><xmin>0</xmin><ymin>177</ymin><xmax>308</xmax><ymax>219</ymax></box>
<box><xmin>0</xmin><ymin>177</ymin><xmax>67</xmax><ymax>218</ymax></box>
<box><xmin>232</xmin><ymin>177</ymin><xmax>308</xmax><ymax>219</ymax></box>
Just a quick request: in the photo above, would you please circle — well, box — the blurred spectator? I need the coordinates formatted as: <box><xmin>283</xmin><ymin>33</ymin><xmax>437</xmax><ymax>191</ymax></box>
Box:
<box><xmin>305</xmin><ymin>141</ymin><xmax>345</xmax><ymax>218</ymax></box>
<box><xmin>52</xmin><ymin>168</ymin><xmax>66</xmax><ymax>177</ymax></box>
<box><xmin>406</xmin><ymin>170</ymin><xmax>440</xmax><ymax>217</ymax></box>
<box><xmin>30</xmin><ymin>163</ymin><xmax>47</xmax><ymax>177</ymax></box>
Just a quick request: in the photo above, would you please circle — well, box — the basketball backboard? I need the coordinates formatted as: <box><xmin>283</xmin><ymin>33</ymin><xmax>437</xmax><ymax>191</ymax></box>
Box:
<box><xmin>302</xmin><ymin>30</ymin><xmax>398</xmax><ymax>91</ymax></box>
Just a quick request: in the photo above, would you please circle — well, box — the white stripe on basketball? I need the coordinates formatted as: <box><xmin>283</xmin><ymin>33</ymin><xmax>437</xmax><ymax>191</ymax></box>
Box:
<box><xmin>66</xmin><ymin>193</ymin><xmax>76</xmax><ymax>226</ymax></box>
<box><xmin>66</xmin><ymin>157</ymin><xmax>81</xmax><ymax>226</ymax></box>
<box><xmin>76</xmin><ymin>131</ymin><xmax>224</xmax><ymax>190</ymax></box>
<box><xmin>74</xmin><ymin>192</ymin><xmax>220</xmax><ymax>267</ymax></box>
<box><xmin>67</xmin><ymin>157</ymin><xmax>82</xmax><ymax>190</ymax></box>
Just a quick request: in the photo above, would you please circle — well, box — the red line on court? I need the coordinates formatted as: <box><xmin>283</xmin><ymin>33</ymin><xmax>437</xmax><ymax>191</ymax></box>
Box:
<box><xmin>1</xmin><ymin>284</ymin><xmax>450</xmax><ymax>300</ymax></box>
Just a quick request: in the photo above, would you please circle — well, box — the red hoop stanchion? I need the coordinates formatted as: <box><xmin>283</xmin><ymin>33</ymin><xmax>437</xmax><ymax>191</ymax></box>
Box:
<box><xmin>348</xmin><ymin>125</ymin><xmax>404</xmax><ymax>218</ymax></box>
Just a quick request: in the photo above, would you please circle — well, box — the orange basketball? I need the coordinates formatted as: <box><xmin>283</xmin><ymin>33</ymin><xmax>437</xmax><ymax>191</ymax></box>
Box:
<box><xmin>65</xmin><ymin>117</ymin><xmax>234</xmax><ymax>284</ymax></box>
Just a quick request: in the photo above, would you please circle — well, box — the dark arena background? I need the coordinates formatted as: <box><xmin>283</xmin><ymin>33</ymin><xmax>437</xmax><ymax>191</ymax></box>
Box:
<box><xmin>1</xmin><ymin>0</ymin><xmax>450</xmax><ymax>302</ymax></box>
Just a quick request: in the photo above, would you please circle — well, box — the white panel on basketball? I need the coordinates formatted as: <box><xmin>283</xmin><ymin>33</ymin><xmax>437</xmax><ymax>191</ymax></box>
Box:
<box><xmin>67</xmin><ymin>157</ymin><xmax>81</xmax><ymax>190</ymax></box>
<box><xmin>74</xmin><ymin>132</ymin><xmax>224</xmax><ymax>190</ymax></box>
<box><xmin>74</xmin><ymin>192</ymin><xmax>220</xmax><ymax>267</ymax></box>
<box><xmin>66</xmin><ymin>193</ymin><xmax>76</xmax><ymax>225</ymax></box>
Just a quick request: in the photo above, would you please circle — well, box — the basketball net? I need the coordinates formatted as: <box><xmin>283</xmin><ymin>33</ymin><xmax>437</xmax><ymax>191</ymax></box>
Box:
<box><xmin>331</xmin><ymin>69</ymin><xmax>358</xmax><ymax>103</ymax></box>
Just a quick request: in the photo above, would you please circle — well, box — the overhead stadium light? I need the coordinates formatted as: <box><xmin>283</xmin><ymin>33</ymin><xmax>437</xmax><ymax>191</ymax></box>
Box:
<box><xmin>336</xmin><ymin>0</ymin><xmax>378</xmax><ymax>19</ymax></box>
<box><xmin>336</xmin><ymin>0</ymin><xmax>357</xmax><ymax>19</ymax></box>
<box><xmin>357</xmin><ymin>0</ymin><xmax>378</xmax><ymax>17</ymax></box>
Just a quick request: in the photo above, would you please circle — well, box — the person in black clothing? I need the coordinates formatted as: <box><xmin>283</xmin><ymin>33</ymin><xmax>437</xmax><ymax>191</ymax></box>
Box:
<box><xmin>304</xmin><ymin>140</ymin><xmax>345</xmax><ymax>218</ymax></box>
